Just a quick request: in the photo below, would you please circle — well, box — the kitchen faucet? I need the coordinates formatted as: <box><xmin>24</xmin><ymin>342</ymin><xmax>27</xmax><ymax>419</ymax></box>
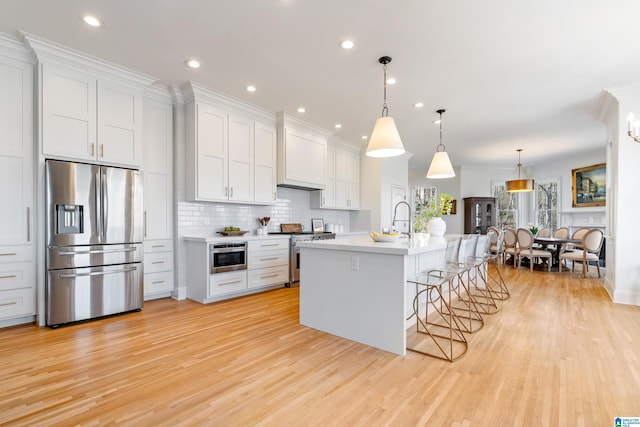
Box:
<box><xmin>392</xmin><ymin>201</ymin><xmax>412</xmax><ymax>237</ymax></box>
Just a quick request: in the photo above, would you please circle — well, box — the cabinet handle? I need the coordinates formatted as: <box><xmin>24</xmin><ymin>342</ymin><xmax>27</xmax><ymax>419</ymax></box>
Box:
<box><xmin>273</xmin><ymin>191</ymin><xmax>277</xmax><ymax>200</ymax></box>
<box><xmin>322</xmin><ymin>197</ymin><xmax>325</xmax><ymax>205</ymax></box>
<box><xmin>224</xmin><ymin>187</ymin><xmax>228</xmax><ymax>197</ymax></box>
<box><xmin>0</xmin><ymin>301</ymin><xmax>17</xmax><ymax>307</ymax></box>
<box><xmin>0</xmin><ymin>253</ymin><xmax>17</xmax><ymax>257</ymax></box>
<box><xmin>151</xmin><ymin>280</ymin><xmax>165</xmax><ymax>285</ymax></box>
<box><xmin>91</xmin><ymin>143</ymin><xmax>95</xmax><ymax>156</ymax></box>
<box><xmin>260</xmin><ymin>243</ymin><xmax>279</xmax><ymax>247</ymax></box>
<box><xmin>260</xmin><ymin>257</ymin><xmax>278</xmax><ymax>261</ymax></box>
<box><xmin>151</xmin><ymin>245</ymin><xmax>165</xmax><ymax>249</ymax></box>
<box><xmin>219</xmin><ymin>280</ymin><xmax>242</xmax><ymax>286</ymax></box>
<box><xmin>230</xmin><ymin>187</ymin><xmax>234</xmax><ymax>197</ymax></box>
<box><xmin>100</xmin><ymin>144</ymin><xmax>104</xmax><ymax>158</ymax></box>
<box><xmin>151</xmin><ymin>261</ymin><xmax>165</xmax><ymax>265</ymax></box>
<box><xmin>26</xmin><ymin>207</ymin><xmax>30</xmax><ymax>242</ymax></box>
<box><xmin>0</xmin><ymin>275</ymin><xmax>18</xmax><ymax>279</ymax></box>
<box><xmin>144</xmin><ymin>211</ymin><xmax>148</xmax><ymax>238</ymax></box>
<box><xmin>260</xmin><ymin>273</ymin><xmax>279</xmax><ymax>279</ymax></box>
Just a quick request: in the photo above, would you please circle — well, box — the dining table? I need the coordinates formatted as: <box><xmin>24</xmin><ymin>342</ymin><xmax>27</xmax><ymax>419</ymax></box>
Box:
<box><xmin>533</xmin><ymin>236</ymin><xmax>581</xmax><ymax>271</ymax></box>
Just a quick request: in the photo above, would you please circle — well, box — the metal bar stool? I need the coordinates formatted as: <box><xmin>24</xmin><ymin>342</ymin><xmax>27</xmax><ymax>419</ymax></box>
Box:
<box><xmin>406</xmin><ymin>236</ymin><xmax>468</xmax><ymax>361</ymax></box>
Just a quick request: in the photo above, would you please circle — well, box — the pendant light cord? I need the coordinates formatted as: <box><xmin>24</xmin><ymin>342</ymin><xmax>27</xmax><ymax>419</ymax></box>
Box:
<box><xmin>381</xmin><ymin>63</ymin><xmax>388</xmax><ymax>117</ymax></box>
<box><xmin>436</xmin><ymin>110</ymin><xmax>446</xmax><ymax>152</ymax></box>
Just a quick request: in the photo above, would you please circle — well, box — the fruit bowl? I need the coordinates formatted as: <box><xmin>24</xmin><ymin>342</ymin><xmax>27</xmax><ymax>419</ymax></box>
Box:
<box><xmin>217</xmin><ymin>230</ymin><xmax>249</xmax><ymax>236</ymax></box>
<box><xmin>370</xmin><ymin>232</ymin><xmax>399</xmax><ymax>242</ymax></box>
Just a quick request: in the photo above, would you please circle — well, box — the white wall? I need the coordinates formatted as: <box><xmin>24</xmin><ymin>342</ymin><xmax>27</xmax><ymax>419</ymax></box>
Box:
<box><xmin>601</xmin><ymin>86</ymin><xmax>640</xmax><ymax>306</ymax></box>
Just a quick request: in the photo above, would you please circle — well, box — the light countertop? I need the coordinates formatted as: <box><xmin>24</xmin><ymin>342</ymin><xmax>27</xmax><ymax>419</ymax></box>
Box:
<box><xmin>296</xmin><ymin>235</ymin><xmax>450</xmax><ymax>255</ymax></box>
<box><xmin>184</xmin><ymin>234</ymin><xmax>291</xmax><ymax>243</ymax></box>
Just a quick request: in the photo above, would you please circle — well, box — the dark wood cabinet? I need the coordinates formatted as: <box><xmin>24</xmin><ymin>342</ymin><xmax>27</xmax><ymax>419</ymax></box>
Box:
<box><xmin>463</xmin><ymin>197</ymin><xmax>496</xmax><ymax>234</ymax></box>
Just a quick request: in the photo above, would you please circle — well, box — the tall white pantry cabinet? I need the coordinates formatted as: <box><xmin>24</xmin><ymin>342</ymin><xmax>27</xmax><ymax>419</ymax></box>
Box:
<box><xmin>0</xmin><ymin>35</ymin><xmax>35</xmax><ymax>326</ymax></box>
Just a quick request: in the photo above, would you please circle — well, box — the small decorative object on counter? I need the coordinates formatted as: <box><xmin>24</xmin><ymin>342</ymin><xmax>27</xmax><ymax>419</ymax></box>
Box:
<box><xmin>257</xmin><ymin>217</ymin><xmax>271</xmax><ymax>235</ymax></box>
<box><xmin>415</xmin><ymin>192</ymin><xmax>453</xmax><ymax>234</ymax></box>
<box><xmin>528</xmin><ymin>223</ymin><xmax>539</xmax><ymax>236</ymax></box>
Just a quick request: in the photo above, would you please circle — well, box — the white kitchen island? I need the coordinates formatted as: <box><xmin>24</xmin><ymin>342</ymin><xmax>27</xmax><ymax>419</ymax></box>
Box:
<box><xmin>297</xmin><ymin>235</ymin><xmax>450</xmax><ymax>356</ymax></box>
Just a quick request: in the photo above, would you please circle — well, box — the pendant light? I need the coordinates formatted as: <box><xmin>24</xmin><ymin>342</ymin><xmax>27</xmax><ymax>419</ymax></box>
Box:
<box><xmin>506</xmin><ymin>149</ymin><xmax>534</xmax><ymax>192</ymax></box>
<box><xmin>426</xmin><ymin>109</ymin><xmax>455</xmax><ymax>178</ymax></box>
<box><xmin>366</xmin><ymin>56</ymin><xmax>405</xmax><ymax>158</ymax></box>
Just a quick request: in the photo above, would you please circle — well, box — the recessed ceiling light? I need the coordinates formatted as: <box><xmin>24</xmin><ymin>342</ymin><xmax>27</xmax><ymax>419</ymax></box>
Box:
<box><xmin>386</xmin><ymin>77</ymin><xmax>397</xmax><ymax>85</ymax></box>
<box><xmin>246</xmin><ymin>85</ymin><xmax>257</xmax><ymax>92</ymax></box>
<box><xmin>414</xmin><ymin>102</ymin><xmax>424</xmax><ymax>108</ymax></box>
<box><xmin>334</xmin><ymin>124</ymin><xmax>342</xmax><ymax>129</ymax></box>
<box><xmin>82</xmin><ymin>15</ymin><xmax>102</xmax><ymax>28</ymax></box>
<box><xmin>297</xmin><ymin>107</ymin><xmax>306</xmax><ymax>113</ymax></box>
<box><xmin>340</xmin><ymin>40</ymin><xmax>355</xmax><ymax>50</ymax></box>
<box><xmin>185</xmin><ymin>59</ymin><xmax>200</xmax><ymax>69</ymax></box>
<box><xmin>361</xmin><ymin>135</ymin><xmax>368</xmax><ymax>140</ymax></box>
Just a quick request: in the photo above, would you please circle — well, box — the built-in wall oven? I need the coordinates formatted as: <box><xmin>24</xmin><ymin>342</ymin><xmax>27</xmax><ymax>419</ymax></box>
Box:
<box><xmin>210</xmin><ymin>242</ymin><xmax>247</xmax><ymax>274</ymax></box>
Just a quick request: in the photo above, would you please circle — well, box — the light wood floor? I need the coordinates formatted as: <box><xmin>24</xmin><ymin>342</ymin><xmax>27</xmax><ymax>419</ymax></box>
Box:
<box><xmin>1</xmin><ymin>266</ymin><xmax>639</xmax><ymax>426</ymax></box>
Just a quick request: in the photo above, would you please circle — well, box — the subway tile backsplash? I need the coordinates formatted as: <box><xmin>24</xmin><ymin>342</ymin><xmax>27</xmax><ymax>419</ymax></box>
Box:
<box><xmin>178</xmin><ymin>187</ymin><xmax>357</xmax><ymax>236</ymax></box>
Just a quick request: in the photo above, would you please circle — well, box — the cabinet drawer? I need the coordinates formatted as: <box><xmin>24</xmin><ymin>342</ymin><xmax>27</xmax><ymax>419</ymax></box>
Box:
<box><xmin>0</xmin><ymin>288</ymin><xmax>35</xmax><ymax>319</ymax></box>
<box><xmin>144</xmin><ymin>271</ymin><xmax>174</xmax><ymax>296</ymax></box>
<box><xmin>248</xmin><ymin>249</ymin><xmax>288</xmax><ymax>269</ymax></box>
<box><xmin>144</xmin><ymin>239</ymin><xmax>173</xmax><ymax>254</ymax></box>
<box><xmin>0</xmin><ymin>245</ymin><xmax>32</xmax><ymax>263</ymax></box>
<box><xmin>248</xmin><ymin>265</ymin><xmax>288</xmax><ymax>289</ymax></box>
<box><xmin>0</xmin><ymin>262</ymin><xmax>34</xmax><ymax>291</ymax></box>
<box><xmin>209</xmin><ymin>271</ymin><xmax>247</xmax><ymax>296</ymax></box>
<box><xmin>144</xmin><ymin>252</ymin><xmax>174</xmax><ymax>274</ymax></box>
<box><xmin>248</xmin><ymin>239</ymin><xmax>289</xmax><ymax>252</ymax></box>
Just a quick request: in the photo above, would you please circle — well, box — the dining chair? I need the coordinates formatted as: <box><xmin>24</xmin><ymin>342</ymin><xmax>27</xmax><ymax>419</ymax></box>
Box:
<box><xmin>566</xmin><ymin>227</ymin><xmax>590</xmax><ymax>251</ymax></box>
<box><xmin>406</xmin><ymin>237</ymin><xmax>468</xmax><ymax>361</ymax></box>
<box><xmin>533</xmin><ymin>227</ymin><xmax>551</xmax><ymax>249</ymax></box>
<box><xmin>559</xmin><ymin>229</ymin><xmax>604</xmax><ymax>278</ymax></box>
<box><xmin>502</xmin><ymin>227</ymin><xmax>519</xmax><ymax>267</ymax></box>
<box><xmin>487</xmin><ymin>229</ymin><xmax>510</xmax><ymax>300</ymax></box>
<box><xmin>516</xmin><ymin>228</ymin><xmax>552</xmax><ymax>272</ymax></box>
<box><xmin>488</xmin><ymin>226</ymin><xmax>502</xmax><ymax>261</ymax></box>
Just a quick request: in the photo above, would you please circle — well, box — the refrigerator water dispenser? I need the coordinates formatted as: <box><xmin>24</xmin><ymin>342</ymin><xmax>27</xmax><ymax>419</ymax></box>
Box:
<box><xmin>56</xmin><ymin>204</ymin><xmax>83</xmax><ymax>234</ymax></box>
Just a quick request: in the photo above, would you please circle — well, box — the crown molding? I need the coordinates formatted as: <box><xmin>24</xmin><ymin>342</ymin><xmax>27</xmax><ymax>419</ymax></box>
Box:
<box><xmin>276</xmin><ymin>111</ymin><xmax>333</xmax><ymax>139</ymax></box>
<box><xmin>20</xmin><ymin>31</ymin><xmax>156</xmax><ymax>89</ymax></box>
<box><xmin>0</xmin><ymin>32</ymin><xmax>33</xmax><ymax>64</ymax></box>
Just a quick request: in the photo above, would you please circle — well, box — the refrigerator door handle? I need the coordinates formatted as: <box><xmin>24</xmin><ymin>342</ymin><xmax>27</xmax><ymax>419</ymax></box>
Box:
<box><xmin>58</xmin><ymin>266</ymin><xmax>138</xmax><ymax>279</ymax></box>
<box><xmin>95</xmin><ymin>170</ymin><xmax>102</xmax><ymax>241</ymax></box>
<box><xmin>57</xmin><ymin>247</ymin><xmax>138</xmax><ymax>256</ymax></box>
<box><xmin>101</xmin><ymin>168</ymin><xmax>108</xmax><ymax>240</ymax></box>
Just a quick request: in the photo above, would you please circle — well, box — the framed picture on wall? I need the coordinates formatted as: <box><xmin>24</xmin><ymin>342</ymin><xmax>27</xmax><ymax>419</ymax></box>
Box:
<box><xmin>572</xmin><ymin>163</ymin><xmax>606</xmax><ymax>207</ymax></box>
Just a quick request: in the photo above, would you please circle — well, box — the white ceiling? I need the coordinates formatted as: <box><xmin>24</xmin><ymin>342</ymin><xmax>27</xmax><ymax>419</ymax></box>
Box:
<box><xmin>2</xmin><ymin>0</ymin><xmax>640</xmax><ymax>172</ymax></box>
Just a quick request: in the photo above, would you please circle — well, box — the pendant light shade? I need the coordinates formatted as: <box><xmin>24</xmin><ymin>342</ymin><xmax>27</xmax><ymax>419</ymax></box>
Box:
<box><xmin>366</xmin><ymin>56</ymin><xmax>405</xmax><ymax>158</ymax></box>
<box><xmin>506</xmin><ymin>149</ymin><xmax>534</xmax><ymax>192</ymax></box>
<box><xmin>367</xmin><ymin>117</ymin><xmax>404</xmax><ymax>157</ymax></box>
<box><xmin>426</xmin><ymin>109</ymin><xmax>455</xmax><ymax>179</ymax></box>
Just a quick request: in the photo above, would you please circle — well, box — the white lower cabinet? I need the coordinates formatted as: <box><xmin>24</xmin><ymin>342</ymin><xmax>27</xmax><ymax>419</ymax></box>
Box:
<box><xmin>0</xmin><ymin>247</ymin><xmax>35</xmax><ymax>322</ymax></box>
<box><xmin>247</xmin><ymin>239</ymin><xmax>289</xmax><ymax>289</ymax></box>
<box><xmin>209</xmin><ymin>271</ymin><xmax>247</xmax><ymax>297</ymax></box>
<box><xmin>143</xmin><ymin>239</ymin><xmax>174</xmax><ymax>300</ymax></box>
<box><xmin>185</xmin><ymin>238</ymin><xmax>290</xmax><ymax>304</ymax></box>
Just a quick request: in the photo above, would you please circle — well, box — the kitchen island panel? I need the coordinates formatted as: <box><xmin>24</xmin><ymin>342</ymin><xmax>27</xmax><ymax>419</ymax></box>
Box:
<box><xmin>300</xmin><ymin>247</ymin><xmax>407</xmax><ymax>355</ymax></box>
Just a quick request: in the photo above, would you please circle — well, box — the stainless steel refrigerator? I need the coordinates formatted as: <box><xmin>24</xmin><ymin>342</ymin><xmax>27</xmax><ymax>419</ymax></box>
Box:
<box><xmin>46</xmin><ymin>160</ymin><xmax>143</xmax><ymax>327</ymax></box>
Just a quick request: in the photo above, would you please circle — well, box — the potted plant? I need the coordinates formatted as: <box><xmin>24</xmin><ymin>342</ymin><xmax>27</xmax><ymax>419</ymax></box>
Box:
<box><xmin>414</xmin><ymin>193</ymin><xmax>454</xmax><ymax>236</ymax></box>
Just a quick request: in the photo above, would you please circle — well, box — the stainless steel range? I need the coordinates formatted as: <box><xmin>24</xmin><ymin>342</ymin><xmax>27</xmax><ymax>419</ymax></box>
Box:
<box><xmin>269</xmin><ymin>230</ymin><xmax>336</xmax><ymax>285</ymax></box>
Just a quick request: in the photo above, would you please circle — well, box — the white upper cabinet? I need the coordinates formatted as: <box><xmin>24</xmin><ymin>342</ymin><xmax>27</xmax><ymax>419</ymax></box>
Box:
<box><xmin>277</xmin><ymin>112</ymin><xmax>329</xmax><ymax>190</ymax></box>
<box><xmin>24</xmin><ymin>32</ymin><xmax>154</xmax><ymax>168</ymax></box>
<box><xmin>42</xmin><ymin>64</ymin><xmax>97</xmax><ymax>162</ymax></box>
<box><xmin>253</xmin><ymin>122</ymin><xmax>277</xmax><ymax>204</ymax></box>
<box><xmin>0</xmin><ymin>42</ymin><xmax>33</xmax><ymax>246</ymax></box>
<box><xmin>143</xmin><ymin>95</ymin><xmax>173</xmax><ymax>240</ymax></box>
<box><xmin>42</xmin><ymin>63</ymin><xmax>144</xmax><ymax>167</ymax></box>
<box><xmin>228</xmin><ymin>114</ymin><xmax>254</xmax><ymax>202</ymax></box>
<box><xmin>183</xmin><ymin>81</ymin><xmax>277</xmax><ymax>205</ymax></box>
<box><xmin>311</xmin><ymin>142</ymin><xmax>360</xmax><ymax>210</ymax></box>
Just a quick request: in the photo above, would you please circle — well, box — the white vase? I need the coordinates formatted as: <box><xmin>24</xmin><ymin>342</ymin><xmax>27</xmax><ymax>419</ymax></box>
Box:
<box><xmin>427</xmin><ymin>217</ymin><xmax>446</xmax><ymax>237</ymax></box>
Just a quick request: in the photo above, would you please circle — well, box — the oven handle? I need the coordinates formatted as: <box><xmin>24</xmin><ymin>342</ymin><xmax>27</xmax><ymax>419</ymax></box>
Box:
<box><xmin>58</xmin><ymin>266</ymin><xmax>138</xmax><ymax>279</ymax></box>
<box><xmin>212</xmin><ymin>247</ymin><xmax>246</xmax><ymax>253</ymax></box>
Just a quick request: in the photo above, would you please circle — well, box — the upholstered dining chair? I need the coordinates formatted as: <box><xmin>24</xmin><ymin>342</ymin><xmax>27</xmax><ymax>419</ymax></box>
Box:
<box><xmin>554</xmin><ymin>227</ymin><xmax>569</xmax><ymax>239</ymax></box>
<box><xmin>559</xmin><ymin>229</ymin><xmax>604</xmax><ymax>278</ymax></box>
<box><xmin>502</xmin><ymin>227</ymin><xmax>518</xmax><ymax>267</ymax></box>
<box><xmin>533</xmin><ymin>227</ymin><xmax>551</xmax><ymax>249</ymax></box>
<box><xmin>516</xmin><ymin>228</ymin><xmax>552</xmax><ymax>272</ymax></box>
<box><xmin>488</xmin><ymin>226</ymin><xmax>502</xmax><ymax>260</ymax></box>
<box><xmin>565</xmin><ymin>227</ymin><xmax>590</xmax><ymax>251</ymax></box>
